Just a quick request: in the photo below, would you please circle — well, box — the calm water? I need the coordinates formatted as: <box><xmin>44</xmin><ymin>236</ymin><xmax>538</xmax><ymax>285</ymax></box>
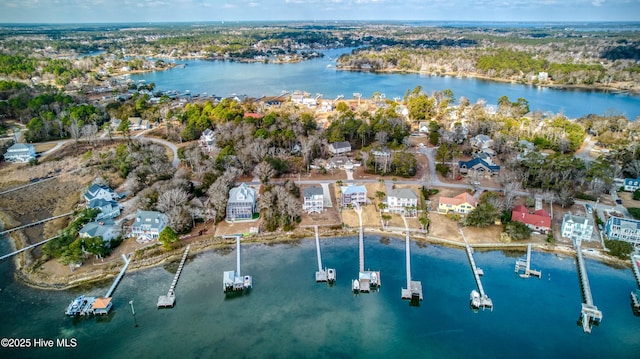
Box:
<box><xmin>131</xmin><ymin>48</ymin><xmax>640</xmax><ymax>120</ymax></box>
<box><xmin>1</xmin><ymin>235</ymin><xmax>639</xmax><ymax>358</ymax></box>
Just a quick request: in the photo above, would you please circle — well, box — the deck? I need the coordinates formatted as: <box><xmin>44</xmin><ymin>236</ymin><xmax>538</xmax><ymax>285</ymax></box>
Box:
<box><xmin>514</xmin><ymin>244</ymin><xmax>541</xmax><ymax>278</ymax></box>
<box><xmin>157</xmin><ymin>245</ymin><xmax>190</xmax><ymax>308</ymax></box>
<box><xmin>575</xmin><ymin>243</ymin><xmax>603</xmax><ymax>333</ymax></box>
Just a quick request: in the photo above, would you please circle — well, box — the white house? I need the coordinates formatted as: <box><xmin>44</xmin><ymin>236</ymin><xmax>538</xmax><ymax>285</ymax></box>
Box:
<box><xmin>84</xmin><ymin>184</ymin><xmax>118</xmax><ymax>202</ymax></box>
<box><xmin>418</xmin><ymin>122</ymin><xmax>430</xmax><ymax>134</ymax></box>
<box><xmin>130</xmin><ymin>210</ymin><xmax>168</xmax><ymax>240</ymax></box>
<box><xmin>226</xmin><ymin>183</ymin><xmax>257</xmax><ymax>221</ymax></box>
<box><xmin>329</xmin><ymin>141</ymin><xmax>351</xmax><ymax>155</ymax></box>
<box><xmin>386</xmin><ymin>188</ymin><xmax>419</xmax><ymax>216</ymax></box>
<box><xmin>561</xmin><ymin>213</ymin><xmax>594</xmax><ymax>244</ymax></box>
<box><xmin>3</xmin><ymin>143</ymin><xmax>36</xmax><ymax>163</ymax></box>
<box><xmin>200</xmin><ymin>128</ymin><xmax>216</xmax><ymax>151</ymax></box>
<box><xmin>303</xmin><ymin>186</ymin><xmax>324</xmax><ymax>214</ymax></box>
<box><xmin>470</xmin><ymin>134</ymin><xmax>494</xmax><ymax>150</ymax></box>
<box><xmin>79</xmin><ymin>219</ymin><xmax>118</xmax><ymax>242</ymax></box>
<box><xmin>624</xmin><ymin>177</ymin><xmax>640</xmax><ymax>192</ymax></box>
<box><xmin>605</xmin><ymin>216</ymin><xmax>640</xmax><ymax>246</ymax></box>
<box><xmin>87</xmin><ymin>198</ymin><xmax>121</xmax><ymax>220</ymax></box>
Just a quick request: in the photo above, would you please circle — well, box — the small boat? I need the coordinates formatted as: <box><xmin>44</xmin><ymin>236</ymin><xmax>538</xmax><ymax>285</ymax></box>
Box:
<box><xmin>243</xmin><ymin>275</ymin><xmax>252</xmax><ymax>289</ymax></box>
<box><xmin>470</xmin><ymin>290</ymin><xmax>481</xmax><ymax>308</ymax></box>
<box><xmin>327</xmin><ymin>268</ymin><xmax>336</xmax><ymax>282</ymax></box>
<box><xmin>65</xmin><ymin>295</ymin><xmax>86</xmax><ymax>316</ymax></box>
<box><xmin>352</xmin><ymin>279</ymin><xmax>360</xmax><ymax>292</ymax></box>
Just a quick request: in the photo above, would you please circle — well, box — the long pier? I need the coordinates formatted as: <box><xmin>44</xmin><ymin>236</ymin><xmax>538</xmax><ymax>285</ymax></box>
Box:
<box><xmin>352</xmin><ymin>203</ymin><xmax>380</xmax><ymax>293</ymax></box>
<box><xmin>105</xmin><ymin>254</ymin><xmax>131</xmax><ymax>298</ymax></box>
<box><xmin>314</xmin><ymin>226</ymin><xmax>335</xmax><ymax>283</ymax></box>
<box><xmin>223</xmin><ymin>235</ymin><xmax>252</xmax><ymax>293</ymax></box>
<box><xmin>0</xmin><ymin>235</ymin><xmax>60</xmax><ymax>261</ymax></box>
<box><xmin>158</xmin><ymin>245</ymin><xmax>190</xmax><ymax>308</ymax></box>
<box><xmin>459</xmin><ymin>228</ymin><xmax>492</xmax><ymax>310</ymax></box>
<box><xmin>400</xmin><ymin>217</ymin><xmax>422</xmax><ymax>302</ymax></box>
<box><xmin>631</xmin><ymin>254</ymin><xmax>640</xmax><ymax>315</ymax></box>
<box><xmin>575</xmin><ymin>243</ymin><xmax>603</xmax><ymax>333</ymax></box>
<box><xmin>514</xmin><ymin>244</ymin><xmax>541</xmax><ymax>278</ymax></box>
<box><xmin>0</xmin><ymin>212</ymin><xmax>73</xmax><ymax>236</ymax></box>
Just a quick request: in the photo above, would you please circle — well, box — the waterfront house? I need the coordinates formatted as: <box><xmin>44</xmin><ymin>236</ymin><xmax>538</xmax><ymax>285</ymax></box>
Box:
<box><xmin>458</xmin><ymin>158</ymin><xmax>500</xmax><ymax>176</ymax></box>
<box><xmin>511</xmin><ymin>205</ymin><xmax>551</xmax><ymax>233</ymax></box>
<box><xmin>303</xmin><ymin>186</ymin><xmax>324</xmax><ymax>214</ymax></box>
<box><xmin>84</xmin><ymin>183</ymin><xmax>118</xmax><ymax>202</ymax></box>
<box><xmin>341</xmin><ymin>185</ymin><xmax>367</xmax><ymax>207</ymax></box>
<box><xmin>624</xmin><ymin>177</ymin><xmax>640</xmax><ymax>192</ymax></box>
<box><xmin>199</xmin><ymin>128</ymin><xmax>216</xmax><ymax>151</ymax></box>
<box><xmin>329</xmin><ymin>141</ymin><xmax>352</xmax><ymax>155</ymax></box>
<box><xmin>386</xmin><ymin>188</ymin><xmax>419</xmax><ymax>216</ymax></box>
<box><xmin>561</xmin><ymin>213</ymin><xmax>594</xmax><ymax>244</ymax></box>
<box><xmin>3</xmin><ymin>143</ymin><xmax>36</xmax><ymax>163</ymax></box>
<box><xmin>438</xmin><ymin>192</ymin><xmax>478</xmax><ymax>214</ymax></box>
<box><xmin>131</xmin><ymin>210</ymin><xmax>168</xmax><ymax>240</ymax></box>
<box><xmin>87</xmin><ymin>198</ymin><xmax>121</xmax><ymax>220</ymax></box>
<box><xmin>79</xmin><ymin>220</ymin><xmax>118</xmax><ymax>242</ymax></box>
<box><xmin>604</xmin><ymin>216</ymin><xmax>640</xmax><ymax>246</ymax></box>
<box><xmin>226</xmin><ymin>183</ymin><xmax>257</xmax><ymax>221</ymax></box>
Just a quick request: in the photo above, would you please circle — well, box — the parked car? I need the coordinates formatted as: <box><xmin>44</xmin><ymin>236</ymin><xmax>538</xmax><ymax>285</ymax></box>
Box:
<box><xmin>585</xmin><ymin>204</ymin><xmax>593</xmax><ymax>214</ymax></box>
<box><xmin>616</xmin><ymin>199</ymin><xmax>623</xmax><ymax>205</ymax></box>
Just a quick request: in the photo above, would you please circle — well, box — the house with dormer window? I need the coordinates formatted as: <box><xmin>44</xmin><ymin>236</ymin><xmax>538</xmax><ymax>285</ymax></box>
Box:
<box><xmin>226</xmin><ymin>183</ymin><xmax>257</xmax><ymax>220</ymax></box>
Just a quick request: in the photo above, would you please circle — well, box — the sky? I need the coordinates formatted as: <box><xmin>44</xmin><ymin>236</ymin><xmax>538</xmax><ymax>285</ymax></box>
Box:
<box><xmin>0</xmin><ymin>0</ymin><xmax>639</xmax><ymax>24</ymax></box>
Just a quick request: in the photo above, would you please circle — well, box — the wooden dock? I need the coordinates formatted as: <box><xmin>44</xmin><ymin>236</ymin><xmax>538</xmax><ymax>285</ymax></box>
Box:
<box><xmin>630</xmin><ymin>254</ymin><xmax>640</xmax><ymax>315</ymax></box>
<box><xmin>401</xmin><ymin>216</ymin><xmax>422</xmax><ymax>302</ymax></box>
<box><xmin>158</xmin><ymin>245</ymin><xmax>190</xmax><ymax>308</ymax></box>
<box><xmin>0</xmin><ymin>212</ymin><xmax>72</xmax><ymax>236</ymax></box>
<box><xmin>459</xmin><ymin>228</ymin><xmax>492</xmax><ymax>310</ymax></box>
<box><xmin>314</xmin><ymin>226</ymin><xmax>335</xmax><ymax>283</ymax></box>
<box><xmin>575</xmin><ymin>243</ymin><xmax>603</xmax><ymax>333</ymax></box>
<box><xmin>0</xmin><ymin>235</ymin><xmax>59</xmax><ymax>261</ymax></box>
<box><xmin>514</xmin><ymin>244</ymin><xmax>541</xmax><ymax>278</ymax></box>
<box><xmin>223</xmin><ymin>235</ymin><xmax>252</xmax><ymax>294</ymax></box>
<box><xmin>352</xmin><ymin>203</ymin><xmax>380</xmax><ymax>293</ymax></box>
<box><xmin>105</xmin><ymin>254</ymin><xmax>131</xmax><ymax>298</ymax></box>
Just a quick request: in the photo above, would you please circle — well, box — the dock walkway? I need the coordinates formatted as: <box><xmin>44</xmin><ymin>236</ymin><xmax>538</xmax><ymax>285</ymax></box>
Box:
<box><xmin>514</xmin><ymin>244</ymin><xmax>541</xmax><ymax>278</ymax></box>
<box><xmin>105</xmin><ymin>254</ymin><xmax>131</xmax><ymax>298</ymax></box>
<box><xmin>575</xmin><ymin>243</ymin><xmax>603</xmax><ymax>333</ymax></box>
<box><xmin>314</xmin><ymin>226</ymin><xmax>335</xmax><ymax>283</ymax></box>
<box><xmin>0</xmin><ymin>212</ymin><xmax>72</xmax><ymax>236</ymax></box>
<box><xmin>352</xmin><ymin>203</ymin><xmax>380</xmax><ymax>293</ymax></box>
<box><xmin>158</xmin><ymin>245</ymin><xmax>190</xmax><ymax>308</ymax></box>
<box><xmin>401</xmin><ymin>216</ymin><xmax>422</xmax><ymax>302</ymax></box>
<box><xmin>459</xmin><ymin>228</ymin><xmax>492</xmax><ymax>310</ymax></box>
<box><xmin>0</xmin><ymin>235</ymin><xmax>59</xmax><ymax>261</ymax></box>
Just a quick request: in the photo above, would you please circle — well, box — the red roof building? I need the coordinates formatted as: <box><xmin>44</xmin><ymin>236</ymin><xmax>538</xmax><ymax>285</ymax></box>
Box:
<box><xmin>511</xmin><ymin>205</ymin><xmax>551</xmax><ymax>233</ymax></box>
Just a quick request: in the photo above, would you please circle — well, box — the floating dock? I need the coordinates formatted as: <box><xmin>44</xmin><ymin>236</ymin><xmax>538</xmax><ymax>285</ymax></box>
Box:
<box><xmin>575</xmin><ymin>243</ymin><xmax>603</xmax><ymax>333</ymax></box>
<box><xmin>514</xmin><ymin>244</ymin><xmax>541</xmax><ymax>278</ymax></box>
<box><xmin>459</xmin><ymin>228</ymin><xmax>492</xmax><ymax>310</ymax></box>
<box><xmin>630</xmin><ymin>254</ymin><xmax>640</xmax><ymax>315</ymax></box>
<box><xmin>223</xmin><ymin>236</ymin><xmax>252</xmax><ymax>294</ymax></box>
<box><xmin>352</xmin><ymin>203</ymin><xmax>380</xmax><ymax>293</ymax></box>
<box><xmin>314</xmin><ymin>226</ymin><xmax>335</xmax><ymax>283</ymax></box>
<box><xmin>401</xmin><ymin>218</ymin><xmax>422</xmax><ymax>303</ymax></box>
<box><xmin>158</xmin><ymin>245</ymin><xmax>190</xmax><ymax>308</ymax></box>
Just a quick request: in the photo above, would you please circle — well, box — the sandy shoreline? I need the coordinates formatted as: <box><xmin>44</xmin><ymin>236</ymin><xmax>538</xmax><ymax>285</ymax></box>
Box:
<box><xmin>3</xmin><ymin>219</ymin><xmax>632</xmax><ymax>292</ymax></box>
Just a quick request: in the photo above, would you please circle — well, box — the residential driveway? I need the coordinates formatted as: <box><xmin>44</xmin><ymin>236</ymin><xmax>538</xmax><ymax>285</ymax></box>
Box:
<box><xmin>321</xmin><ymin>183</ymin><xmax>333</xmax><ymax>207</ymax></box>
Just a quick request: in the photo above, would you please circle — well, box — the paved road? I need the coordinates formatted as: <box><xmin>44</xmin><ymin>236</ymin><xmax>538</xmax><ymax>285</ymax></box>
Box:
<box><xmin>575</xmin><ymin>135</ymin><xmax>597</xmax><ymax>163</ymax></box>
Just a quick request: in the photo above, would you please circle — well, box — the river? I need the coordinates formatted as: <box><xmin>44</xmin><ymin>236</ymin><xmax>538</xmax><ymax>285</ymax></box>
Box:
<box><xmin>0</xmin><ymin>236</ymin><xmax>639</xmax><ymax>358</ymax></box>
<box><xmin>131</xmin><ymin>48</ymin><xmax>640</xmax><ymax>120</ymax></box>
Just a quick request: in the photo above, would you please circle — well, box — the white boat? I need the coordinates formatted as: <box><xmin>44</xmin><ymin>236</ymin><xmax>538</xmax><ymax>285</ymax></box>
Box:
<box><xmin>352</xmin><ymin>279</ymin><xmax>360</xmax><ymax>292</ymax></box>
<box><xmin>65</xmin><ymin>295</ymin><xmax>86</xmax><ymax>316</ymax></box>
<box><xmin>243</xmin><ymin>275</ymin><xmax>252</xmax><ymax>289</ymax></box>
<box><xmin>327</xmin><ymin>268</ymin><xmax>336</xmax><ymax>282</ymax></box>
<box><xmin>470</xmin><ymin>290</ymin><xmax>481</xmax><ymax>308</ymax></box>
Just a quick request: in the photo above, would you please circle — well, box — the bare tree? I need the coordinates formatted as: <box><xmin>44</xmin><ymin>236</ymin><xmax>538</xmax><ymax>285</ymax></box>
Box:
<box><xmin>81</xmin><ymin>122</ymin><xmax>98</xmax><ymax>146</ymax></box>
<box><xmin>69</xmin><ymin>119</ymin><xmax>81</xmax><ymax>149</ymax></box>
<box><xmin>254</xmin><ymin>161</ymin><xmax>276</xmax><ymax>184</ymax></box>
<box><xmin>625</xmin><ymin>160</ymin><xmax>640</xmax><ymax>178</ymax></box>
<box><xmin>157</xmin><ymin>188</ymin><xmax>190</xmax><ymax>214</ymax></box>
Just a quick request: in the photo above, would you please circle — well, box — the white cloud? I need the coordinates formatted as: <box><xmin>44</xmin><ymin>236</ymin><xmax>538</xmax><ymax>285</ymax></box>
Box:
<box><xmin>592</xmin><ymin>0</ymin><xmax>604</xmax><ymax>6</ymax></box>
